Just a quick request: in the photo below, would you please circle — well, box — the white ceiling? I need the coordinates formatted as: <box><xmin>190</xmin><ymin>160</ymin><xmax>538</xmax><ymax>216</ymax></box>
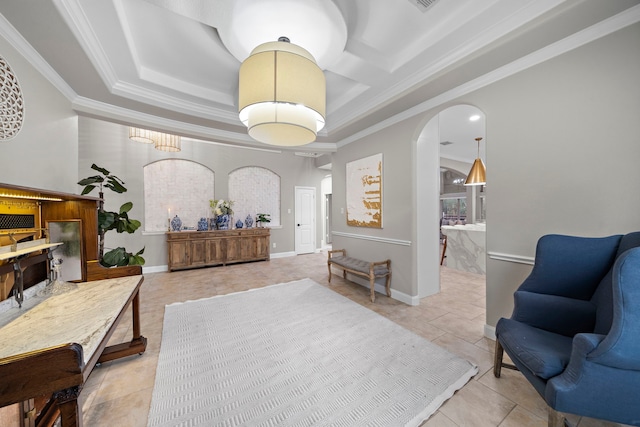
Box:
<box><xmin>1</xmin><ymin>0</ymin><xmax>639</xmax><ymax>161</ymax></box>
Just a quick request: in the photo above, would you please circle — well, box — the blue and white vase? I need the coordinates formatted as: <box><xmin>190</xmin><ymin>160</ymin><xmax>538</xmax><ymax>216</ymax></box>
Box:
<box><xmin>216</xmin><ymin>214</ymin><xmax>230</xmax><ymax>230</ymax></box>
<box><xmin>209</xmin><ymin>217</ymin><xmax>217</xmax><ymax>230</ymax></box>
<box><xmin>235</xmin><ymin>219</ymin><xmax>243</xmax><ymax>229</ymax></box>
<box><xmin>170</xmin><ymin>215</ymin><xmax>182</xmax><ymax>232</ymax></box>
<box><xmin>197</xmin><ymin>217</ymin><xmax>209</xmax><ymax>231</ymax></box>
<box><xmin>245</xmin><ymin>214</ymin><xmax>254</xmax><ymax>229</ymax></box>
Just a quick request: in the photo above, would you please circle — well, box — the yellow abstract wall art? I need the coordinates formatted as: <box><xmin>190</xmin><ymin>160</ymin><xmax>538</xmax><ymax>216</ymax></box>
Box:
<box><xmin>346</xmin><ymin>153</ymin><xmax>382</xmax><ymax>228</ymax></box>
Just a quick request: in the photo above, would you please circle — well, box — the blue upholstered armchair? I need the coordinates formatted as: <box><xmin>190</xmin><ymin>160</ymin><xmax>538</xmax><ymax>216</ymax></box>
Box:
<box><xmin>494</xmin><ymin>232</ymin><xmax>640</xmax><ymax>427</ymax></box>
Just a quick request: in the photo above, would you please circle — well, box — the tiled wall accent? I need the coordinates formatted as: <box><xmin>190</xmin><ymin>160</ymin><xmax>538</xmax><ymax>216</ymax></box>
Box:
<box><xmin>229</xmin><ymin>167</ymin><xmax>280</xmax><ymax>227</ymax></box>
<box><xmin>144</xmin><ymin>160</ymin><xmax>214</xmax><ymax>231</ymax></box>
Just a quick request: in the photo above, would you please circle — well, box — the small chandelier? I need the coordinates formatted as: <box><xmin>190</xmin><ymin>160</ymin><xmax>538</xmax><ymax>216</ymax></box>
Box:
<box><xmin>238</xmin><ymin>37</ymin><xmax>326</xmax><ymax>146</ymax></box>
<box><xmin>154</xmin><ymin>133</ymin><xmax>181</xmax><ymax>152</ymax></box>
<box><xmin>128</xmin><ymin>127</ymin><xmax>155</xmax><ymax>144</ymax></box>
<box><xmin>464</xmin><ymin>137</ymin><xmax>486</xmax><ymax>186</ymax></box>
<box><xmin>129</xmin><ymin>127</ymin><xmax>181</xmax><ymax>152</ymax></box>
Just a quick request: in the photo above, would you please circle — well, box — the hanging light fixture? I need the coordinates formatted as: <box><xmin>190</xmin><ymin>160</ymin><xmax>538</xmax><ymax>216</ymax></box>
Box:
<box><xmin>464</xmin><ymin>137</ymin><xmax>486</xmax><ymax>186</ymax></box>
<box><xmin>154</xmin><ymin>133</ymin><xmax>181</xmax><ymax>152</ymax></box>
<box><xmin>129</xmin><ymin>127</ymin><xmax>155</xmax><ymax>144</ymax></box>
<box><xmin>238</xmin><ymin>37</ymin><xmax>326</xmax><ymax>146</ymax></box>
<box><xmin>129</xmin><ymin>127</ymin><xmax>181</xmax><ymax>152</ymax></box>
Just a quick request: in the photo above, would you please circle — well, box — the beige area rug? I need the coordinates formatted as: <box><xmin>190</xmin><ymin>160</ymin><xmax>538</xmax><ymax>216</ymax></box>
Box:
<box><xmin>147</xmin><ymin>279</ymin><xmax>477</xmax><ymax>426</ymax></box>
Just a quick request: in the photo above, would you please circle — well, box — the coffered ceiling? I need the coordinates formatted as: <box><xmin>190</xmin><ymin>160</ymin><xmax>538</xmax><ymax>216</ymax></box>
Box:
<box><xmin>1</xmin><ymin>0</ymin><xmax>638</xmax><ymax>158</ymax></box>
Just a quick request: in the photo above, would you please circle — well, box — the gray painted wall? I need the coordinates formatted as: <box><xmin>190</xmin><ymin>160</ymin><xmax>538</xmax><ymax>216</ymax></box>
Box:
<box><xmin>330</xmin><ymin>23</ymin><xmax>640</xmax><ymax>325</ymax></box>
<box><xmin>331</xmin><ymin>119</ymin><xmax>420</xmax><ymax>300</ymax></box>
<box><xmin>78</xmin><ymin>117</ymin><xmax>328</xmax><ymax>268</ymax></box>
<box><xmin>0</xmin><ymin>35</ymin><xmax>77</xmax><ymax>192</ymax></box>
<box><xmin>476</xmin><ymin>23</ymin><xmax>640</xmax><ymax>328</ymax></box>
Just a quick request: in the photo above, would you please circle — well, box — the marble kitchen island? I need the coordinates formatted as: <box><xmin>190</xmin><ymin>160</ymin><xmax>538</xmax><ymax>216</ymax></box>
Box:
<box><xmin>441</xmin><ymin>223</ymin><xmax>486</xmax><ymax>275</ymax></box>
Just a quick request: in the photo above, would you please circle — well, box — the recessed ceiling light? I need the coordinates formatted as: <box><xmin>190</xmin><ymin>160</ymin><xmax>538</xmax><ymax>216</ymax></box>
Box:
<box><xmin>469</xmin><ymin>115</ymin><xmax>481</xmax><ymax>122</ymax></box>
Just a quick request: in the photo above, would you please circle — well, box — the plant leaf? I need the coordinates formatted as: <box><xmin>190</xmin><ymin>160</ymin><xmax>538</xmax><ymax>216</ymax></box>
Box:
<box><xmin>119</xmin><ymin>202</ymin><xmax>133</xmax><ymax>214</ymax></box>
<box><xmin>105</xmin><ymin>176</ymin><xmax>127</xmax><ymax>193</ymax></box>
<box><xmin>77</xmin><ymin>176</ymin><xmax>104</xmax><ymax>186</ymax></box>
<box><xmin>91</xmin><ymin>164</ymin><xmax>110</xmax><ymax>175</ymax></box>
<box><xmin>80</xmin><ymin>184</ymin><xmax>97</xmax><ymax>195</ymax></box>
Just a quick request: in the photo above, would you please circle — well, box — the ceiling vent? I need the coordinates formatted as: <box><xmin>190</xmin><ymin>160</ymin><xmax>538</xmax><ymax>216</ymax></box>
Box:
<box><xmin>411</xmin><ymin>0</ymin><xmax>440</xmax><ymax>13</ymax></box>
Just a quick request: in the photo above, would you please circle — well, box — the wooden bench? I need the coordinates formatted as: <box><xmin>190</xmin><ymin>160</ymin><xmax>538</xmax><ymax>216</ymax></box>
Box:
<box><xmin>327</xmin><ymin>249</ymin><xmax>391</xmax><ymax>302</ymax></box>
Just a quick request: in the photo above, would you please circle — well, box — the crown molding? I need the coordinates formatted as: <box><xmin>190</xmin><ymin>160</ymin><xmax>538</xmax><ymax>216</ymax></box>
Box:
<box><xmin>336</xmin><ymin>4</ymin><xmax>640</xmax><ymax>147</ymax></box>
<box><xmin>111</xmin><ymin>80</ymin><xmax>241</xmax><ymax>124</ymax></box>
<box><xmin>0</xmin><ymin>12</ymin><xmax>77</xmax><ymax>101</ymax></box>
<box><xmin>329</xmin><ymin>0</ymin><xmax>565</xmax><ymax>132</ymax></box>
<box><xmin>72</xmin><ymin>96</ymin><xmax>338</xmax><ymax>152</ymax></box>
<box><xmin>53</xmin><ymin>0</ymin><xmax>118</xmax><ymax>87</ymax></box>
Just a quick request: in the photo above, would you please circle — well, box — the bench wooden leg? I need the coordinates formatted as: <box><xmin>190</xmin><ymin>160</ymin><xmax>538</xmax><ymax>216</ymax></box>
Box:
<box><xmin>369</xmin><ymin>276</ymin><xmax>376</xmax><ymax>302</ymax></box>
<box><xmin>385</xmin><ymin>274</ymin><xmax>391</xmax><ymax>297</ymax></box>
<box><xmin>327</xmin><ymin>262</ymin><xmax>332</xmax><ymax>283</ymax></box>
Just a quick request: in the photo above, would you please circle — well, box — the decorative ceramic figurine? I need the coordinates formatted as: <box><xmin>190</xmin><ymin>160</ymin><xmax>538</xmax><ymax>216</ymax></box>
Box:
<box><xmin>197</xmin><ymin>217</ymin><xmax>209</xmax><ymax>231</ymax></box>
<box><xmin>245</xmin><ymin>214</ymin><xmax>254</xmax><ymax>228</ymax></box>
<box><xmin>235</xmin><ymin>219</ymin><xmax>243</xmax><ymax>229</ymax></box>
<box><xmin>170</xmin><ymin>215</ymin><xmax>182</xmax><ymax>231</ymax></box>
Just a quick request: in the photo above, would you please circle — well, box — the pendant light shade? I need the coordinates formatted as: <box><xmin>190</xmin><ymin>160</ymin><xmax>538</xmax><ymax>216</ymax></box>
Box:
<box><xmin>129</xmin><ymin>127</ymin><xmax>181</xmax><ymax>152</ymax></box>
<box><xmin>129</xmin><ymin>127</ymin><xmax>155</xmax><ymax>144</ymax></box>
<box><xmin>464</xmin><ymin>137</ymin><xmax>486</xmax><ymax>186</ymax></box>
<box><xmin>238</xmin><ymin>37</ymin><xmax>326</xmax><ymax>146</ymax></box>
<box><xmin>154</xmin><ymin>133</ymin><xmax>181</xmax><ymax>152</ymax></box>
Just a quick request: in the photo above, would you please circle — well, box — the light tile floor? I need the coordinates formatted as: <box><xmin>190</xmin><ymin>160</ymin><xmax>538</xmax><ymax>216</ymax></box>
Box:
<box><xmin>80</xmin><ymin>251</ymin><xmax>631</xmax><ymax>427</ymax></box>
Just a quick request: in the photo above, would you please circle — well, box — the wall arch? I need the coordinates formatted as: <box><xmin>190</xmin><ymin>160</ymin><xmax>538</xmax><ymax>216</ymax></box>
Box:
<box><xmin>143</xmin><ymin>159</ymin><xmax>214</xmax><ymax>231</ymax></box>
<box><xmin>228</xmin><ymin>166</ymin><xmax>281</xmax><ymax>227</ymax></box>
<box><xmin>414</xmin><ymin>104</ymin><xmax>486</xmax><ymax>298</ymax></box>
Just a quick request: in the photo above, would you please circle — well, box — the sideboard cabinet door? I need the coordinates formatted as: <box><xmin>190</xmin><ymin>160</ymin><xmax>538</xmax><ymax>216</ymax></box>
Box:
<box><xmin>168</xmin><ymin>239</ymin><xmax>189</xmax><ymax>270</ymax></box>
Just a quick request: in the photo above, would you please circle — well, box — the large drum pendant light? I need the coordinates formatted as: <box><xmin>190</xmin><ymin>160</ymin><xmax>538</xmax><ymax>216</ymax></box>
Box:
<box><xmin>238</xmin><ymin>37</ymin><xmax>326</xmax><ymax>146</ymax></box>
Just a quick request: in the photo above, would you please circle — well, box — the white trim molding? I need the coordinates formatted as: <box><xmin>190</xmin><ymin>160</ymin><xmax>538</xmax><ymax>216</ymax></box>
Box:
<box><xmin>332</xmin><ymin>231</ymin><xmax>411</xmax><ymax>246</ymax></box>
<box><xmin>488</xmin><ymin>251</ymin><xmax>535</xmax><ymax>265</ymax></box>
<box><xmin>484</xmin><ymin>324</ymin><xmax>496</xmax><ymax>340</ymax></box>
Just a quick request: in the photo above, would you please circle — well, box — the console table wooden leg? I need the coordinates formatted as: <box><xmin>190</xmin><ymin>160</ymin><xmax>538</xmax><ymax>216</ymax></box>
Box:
<box><xmin>53</xmin><ymin>386</ymin><xmax>82</xmax><ymax>427</ymax></box>
<box><xmin>97</xmin><ymin>290</ymin><xmax>147</xmax><ymax>363</ymax></box>
<box><xmin>132</xmin><ymin>290</ymin><xmax>141</xmax><ymax>339</ymax></box>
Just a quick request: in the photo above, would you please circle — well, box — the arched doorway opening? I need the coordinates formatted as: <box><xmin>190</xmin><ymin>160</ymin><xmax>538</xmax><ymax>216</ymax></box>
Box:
<box><xmin>415</xmin><ymin>104</ymin><xmax>486</xmax><ymax>298</ymax></box>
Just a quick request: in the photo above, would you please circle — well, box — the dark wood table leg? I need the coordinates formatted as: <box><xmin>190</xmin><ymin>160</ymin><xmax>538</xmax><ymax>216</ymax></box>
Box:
<box><xmin>98</xmin><ymin>290</ymin><xmax>147</xmax><ymax>363</ymax></box>
<box><xmin>53</xmin><ymin>386</ymin><xmax>82</xmax><ymax>427</ymax></box>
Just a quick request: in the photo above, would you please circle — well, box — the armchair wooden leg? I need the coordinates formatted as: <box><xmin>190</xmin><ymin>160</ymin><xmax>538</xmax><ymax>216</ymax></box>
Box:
<box><xmin>494</xmin><ymin>339</ymin><xmax>504</xmax><ymax>377</ymax></box>
<box><xmin>494</xmin><ymin>338</ymin><xmax>518</xmax><ymax>377</ymax></box>
<box><xmin>548</xmin><ymin>407</ymin><xmax>571</xmax><ymax>427</ymax></box>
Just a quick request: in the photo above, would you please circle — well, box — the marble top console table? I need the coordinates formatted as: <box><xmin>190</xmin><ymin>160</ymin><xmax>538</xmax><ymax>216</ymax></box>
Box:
<box><xmin>441</xmin><ymin>223</ymin><xmax>486</xmax><ymax>275</ymax></box>
<box><xmin>0</xmin><ymin>275</ymin><xmax>147</xmax><ymax>427</ymax></box>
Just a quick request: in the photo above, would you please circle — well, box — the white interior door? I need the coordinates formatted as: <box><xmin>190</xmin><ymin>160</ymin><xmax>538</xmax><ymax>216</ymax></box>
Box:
<box><xmin>295</xmin><ymin>186</ymin><xmax>316</xmax><ymax>254</ymax></box>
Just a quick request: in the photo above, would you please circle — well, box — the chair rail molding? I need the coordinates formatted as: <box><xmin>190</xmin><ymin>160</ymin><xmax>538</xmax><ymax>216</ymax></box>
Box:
<box><xmin>488</xmin><ymin>251</ymin><xmax>535</xmax><ymax>265</ymax></box>
<box><xmin>332</xmin><ymin>231</ymin><xmax>411</xmax><ymax>247</ymax></box>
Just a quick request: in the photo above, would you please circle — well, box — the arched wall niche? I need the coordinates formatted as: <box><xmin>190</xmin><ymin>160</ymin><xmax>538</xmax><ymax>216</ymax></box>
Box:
<box><xmin>143</xmin><ymin>159</ymin><xmax>215</xmax><ymax>232</ymax></box>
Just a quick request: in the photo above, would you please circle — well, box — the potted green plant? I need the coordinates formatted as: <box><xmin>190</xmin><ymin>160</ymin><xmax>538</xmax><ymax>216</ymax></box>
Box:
<box><xmin>256</xmin><ymin>213</ymin><xmax>271</xmax><ymax>227</ymax></box>
<box><xmin>78</xmin><ymin>164</ymin><xmax>145</xmax><ymax>267</ymax></box>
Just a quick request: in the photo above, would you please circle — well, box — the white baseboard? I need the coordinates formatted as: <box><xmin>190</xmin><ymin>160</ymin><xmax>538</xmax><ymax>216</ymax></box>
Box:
<box><xmin>143</xmin><ymin>265</ymin><xmax>168</xmax><ymax>274</ymax></box>
<box><xmin>484</xmin><ymin>324</ymin><xmax>496</xmax><ymax>340</ymax></box>
<box><xmin>269</xmin><ymin>251</ymin><xmax>296</xmax><ymax>259</ymax></box>
<box><xmin>390</xmin><ymin>287</ymin><xmax>420</xmax><ymax>306</ymax></box>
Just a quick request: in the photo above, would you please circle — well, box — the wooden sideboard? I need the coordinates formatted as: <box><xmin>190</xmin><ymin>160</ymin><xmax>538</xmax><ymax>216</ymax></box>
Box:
<box><xmin>167</xmin><ymin>228</ymin><xmax>270</xmax><ymax>271</ymax></box>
